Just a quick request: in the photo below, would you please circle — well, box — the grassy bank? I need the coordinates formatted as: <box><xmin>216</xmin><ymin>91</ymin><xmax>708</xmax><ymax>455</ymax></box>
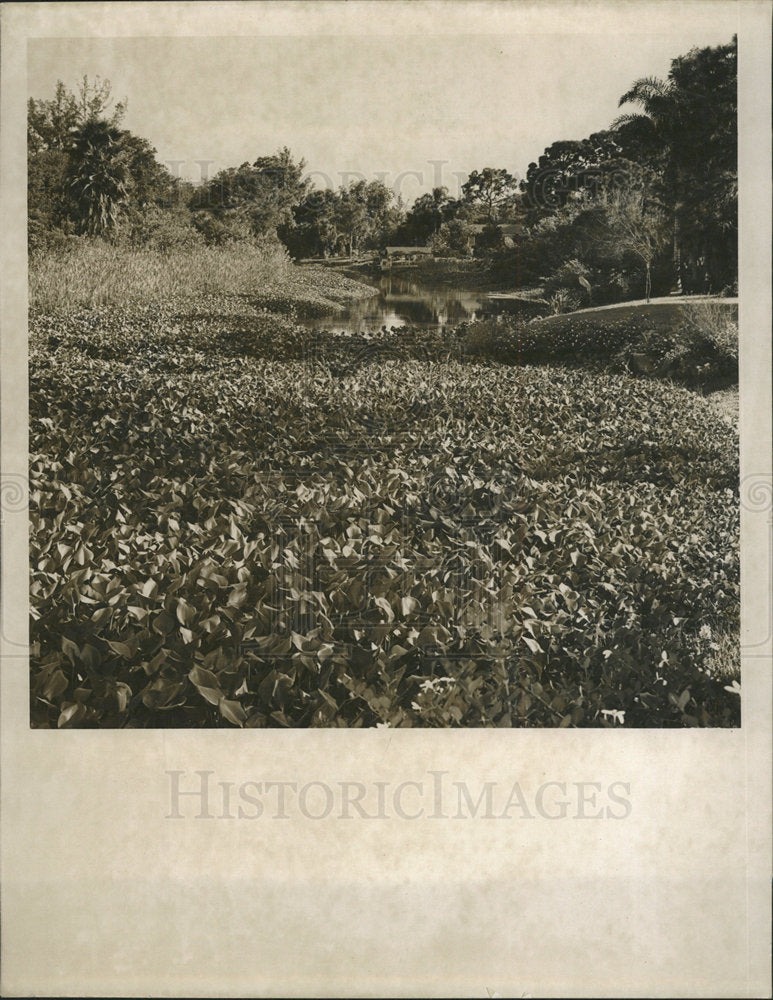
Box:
<box><xmin>463</xmin><ymin>298</ymin><xmax>739</xmax><ymax>392</ymax></box>
<box><xmin>29</xmin><ymin>240</ymin><xmax>376</xmax><ymax>316</ymax></box>
<box><xmin>388</xmin><ymin>257</ymin><xmax>506</xmax><ymax>290</ymax></box>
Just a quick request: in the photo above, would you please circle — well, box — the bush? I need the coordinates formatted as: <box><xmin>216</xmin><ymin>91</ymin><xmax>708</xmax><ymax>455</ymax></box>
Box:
<box><xmin>613</xmin><ymin>302</ymin><xmax>738</xmax><ymax>389</ymax></box>
<box><xmin>192</xmin><ymin>210</ymin><xmax>255</xmax><ymax>246</ymax></box>
<box><xmin>474</xmin><ymin>223</ymin><xmax>506</xmax><ymax>255</ymax></box>
<box><xmin>543</xmin><ymin>259</ymin><xmax>592</xmax><ymax>307</ymax></box>
<box><xmin>678</xmin><ymin>301</ymin><xmax>738</xmax><ymax>361</ymax></box>
<box><xmin>28</xmin><ymin>222</ymin><xmax>82</xmax><ymax>257</ymax></box>
<box><xmin>431</xmin><ymin>219</ymin><xmax>474</xmax><ymax>257</ymax></box>
<box><xmin>547</xmin><ymin>288</ymin><xmax>582</xmax><ymax>314</ymax></box>
<box><xmin>119</xmin><ymin>206</ymin><xmax>205</xmax><ymax>253</ymax></box>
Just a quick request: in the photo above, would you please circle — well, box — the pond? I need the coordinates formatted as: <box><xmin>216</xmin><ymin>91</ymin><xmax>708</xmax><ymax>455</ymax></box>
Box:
<box><xmin>303</xmin><ymin>273</ymin><xmax>496</xmax><ymax>334</ymax></box>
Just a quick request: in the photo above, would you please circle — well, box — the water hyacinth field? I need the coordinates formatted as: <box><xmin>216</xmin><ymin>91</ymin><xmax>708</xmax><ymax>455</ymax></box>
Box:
<box><xmin>29</xmin><ymin>260</ymin><xmax>740</xmax><ymax>728</ymax></box>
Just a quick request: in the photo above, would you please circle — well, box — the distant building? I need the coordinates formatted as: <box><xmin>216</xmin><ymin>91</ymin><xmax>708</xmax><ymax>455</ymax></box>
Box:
<box><xmin>384</xmin><ymin>246</ymin><xmax>433</xmax><ymax>259</ymax></box>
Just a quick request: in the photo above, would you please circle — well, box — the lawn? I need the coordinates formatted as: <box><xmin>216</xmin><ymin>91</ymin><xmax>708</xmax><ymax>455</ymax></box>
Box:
<box><xmin>534</xmin><ymin>296</ymin><xmax>738</xmax><ymax>332</ymax></box>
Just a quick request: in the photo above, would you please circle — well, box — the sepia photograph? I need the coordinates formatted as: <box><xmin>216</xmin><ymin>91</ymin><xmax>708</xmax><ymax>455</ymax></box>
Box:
<box><xmin>27</xmin><ymin>19</ymin><xmax>742</xmax><ymax>729</ymax></box>
<box><xmin>2</xmin><ymin>2</ymin><xmax>771</xmax><ymax>997</ymax></box>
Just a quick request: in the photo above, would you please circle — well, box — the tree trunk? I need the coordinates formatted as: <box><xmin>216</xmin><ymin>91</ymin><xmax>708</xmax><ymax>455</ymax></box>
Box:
<box><xmin>645</xmin><ymin>262</ymin><xmax>651</xmax><ymax>303</ymax></box>
<box><xmin>670</xmin><ymin>215</ymin><xmax>682</xmax><ymax>295</ymax></box>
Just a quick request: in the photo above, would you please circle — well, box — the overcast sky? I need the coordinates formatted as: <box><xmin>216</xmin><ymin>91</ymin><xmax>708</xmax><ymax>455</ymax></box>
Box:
<box><xmin>27</xmin><ymin>7</ymin><xmax>738</xmax><ymax>204</ymax></box>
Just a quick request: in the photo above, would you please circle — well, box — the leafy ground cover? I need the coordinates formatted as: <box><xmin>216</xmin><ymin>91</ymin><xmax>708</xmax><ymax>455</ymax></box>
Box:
<box><xmin>30</xmin><ymin>290</ymin><xmax>740</xmax><ymax>728</ymax></box>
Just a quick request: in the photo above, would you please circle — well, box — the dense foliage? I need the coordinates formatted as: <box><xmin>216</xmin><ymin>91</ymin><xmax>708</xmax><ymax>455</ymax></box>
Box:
<box><xmin>28</xmin><ymin>77</ymin><xmax>187</xmax><ymax>249</ymax></box>
<box><xmin>517</xmin><ymin>36</ymin><xmax>737</xmax><ymax>300</ymax></box>
<box><xmin>30</xmin><ymin>297</ymin><xmax>739</xmax><ymax>729</ymax></box>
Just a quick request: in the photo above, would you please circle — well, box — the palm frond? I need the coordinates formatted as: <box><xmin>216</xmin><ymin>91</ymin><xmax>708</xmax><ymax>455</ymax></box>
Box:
<box><xmin>618</xmin><ymin>76</ymin><xmax>671</xmax><ymax>108</ymax></box>
<box><xmin>610</xmin><ymin>112</ymin><xmax>651</xmax><ymax>132</ymax></box>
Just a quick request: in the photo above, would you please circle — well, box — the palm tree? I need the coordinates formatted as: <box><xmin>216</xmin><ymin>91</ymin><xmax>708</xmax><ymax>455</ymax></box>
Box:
<box><xmin>68</xmin><ymin>119</ymin><xmax>128</xmax><ymax>237</ymax></box>
<box><xmin>612</xmin><ymin>76</ymin><xmax>684</xmax><ymax>294</ymax></box>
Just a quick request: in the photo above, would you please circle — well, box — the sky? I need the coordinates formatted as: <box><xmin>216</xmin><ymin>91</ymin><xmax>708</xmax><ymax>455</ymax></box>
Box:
<box><xmin>27</xmin><ymin>9</ymin><xmax>739</xmax><ymax>205</ymax></box>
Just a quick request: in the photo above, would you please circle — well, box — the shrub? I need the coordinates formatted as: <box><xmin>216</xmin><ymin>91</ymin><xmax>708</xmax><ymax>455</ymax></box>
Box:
<box><xmin>192</xmin><ymin>210</ymin><xmax>255</xmax><ymax>246</ymax></box>
<box><xmin>613</xmin><ymin>302</ymin><xmax>738</xmax><ymax>389</ymax></box>
<box><xmin>677</xmin><ymin>301</ymin><xmax>738</xmax><ymax>361</ymax></box>
<box><xmin>547</xmin><ymin>288</ymin><xmax>582</xmax><ymax>314</ymax></box>
<box><xmin>543</xmin><ymin>259</ymin><xmax>592</xmax><ymax>306</ymax></box>
<box><xmin>119</xmin><ymin>206</ymin><xmax>205</xmax><ymax>253</ymax></box>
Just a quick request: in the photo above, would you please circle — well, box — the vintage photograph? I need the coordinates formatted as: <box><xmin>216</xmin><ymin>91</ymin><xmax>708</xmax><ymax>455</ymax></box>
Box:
<box><xmin>28</xmin><ymin>25</ymin><xmax>740</xmax><ymax>729</ymax></box>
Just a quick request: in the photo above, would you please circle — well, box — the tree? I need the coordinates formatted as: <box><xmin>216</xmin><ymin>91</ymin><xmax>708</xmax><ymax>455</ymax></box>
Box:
<box><xmin>28</xmin><ymin>76</ymin><xmax>126</xmax><ymax>155</ymax></box>
<box><xmin>250</xmin><ymin>146</ymin><xmax>310</xmax><ymax>233</ymax></box>
<box><xmin>118</xmin><ymin>132</ymin><xmax>180</xmax><ymax>210</ymax></box>
<box><xmin>335</xmin><ymin>181</ymin><xmax>370</xmax><ymax>257</ymax></box>
<box><xmin>28</xmin><ymin>82</ymin><xmax>79</xmax><ymax>155</ymax></box>
<box><xmin>28</xmin><ymin>147</ymin><xmax>74</xmax><ymax>246</ymax></box>
<box><xmin>521</xmin><ymin>132</ymin><xmax>628</xmax><ymax>217</ymax></box>
<box><xmin>283</xmin><ymin>187</ymin><xmax>341</xmax><ymax>258</ymax></box>
<box><xmin>605</xmin><ymin>185</ymin><xmax>668</xmax><ymax>302</ymax></box>
<box><xmin>359</xmin><ymin>179</ymin><xmax>399</xmax><ymax>248</ymax></box>
<box><xmin>328</xmin><ymin>179</ymin><xmax>399</xmax><ymax>256</ymax></box>
<box><xmin>67</xmin><ymin>119</ymin><xmax>129</xmax><ymax>236</ymax></box>
<box><xmin>402</xmin><ymin>186</ymin><xmax>452</xmax><ymax>244</ymax></box>
<box><xmin>462</xmin><ymin>168</ymin><xmax>519</xmax><ymax>222</ymax></box>
<box><xmin>612</xmin><ymin>36</ymin><xmax>737</xmax><ymax>293</ymax></box>
<box><xmin>74</xmin><ymin>74</ymin><xmax>127</xmax><ymax>129</ymax></box>
<box><xmin>431</xmin><ymin>218</ymin><xmax>474</xmax><ymax>257</ymax></box>
<box><xmin>201</xmin><ymin>147</ymin><xmax>309</xmax><ymax>240</ymax></box>
<box><xmin>667</xmin><ymin>37</ymin><xmax>737</xmax><ymax>291</ymax></box>
<box><xmin>29</xmin><ymin>77</ymin><xmax>131</xmax><ymax>244</ymax></box>
<box><xmin>613</xmin><ymin>74</ymin><xmax>682</xmax><ymax>290</ymax></box>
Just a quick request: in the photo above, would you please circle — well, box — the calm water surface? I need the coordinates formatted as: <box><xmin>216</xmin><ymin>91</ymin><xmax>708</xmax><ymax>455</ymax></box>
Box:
<box><xmin>304</xmin><ymin>273</ymin><xmax>496</xmax><ymax>334</ymax></box>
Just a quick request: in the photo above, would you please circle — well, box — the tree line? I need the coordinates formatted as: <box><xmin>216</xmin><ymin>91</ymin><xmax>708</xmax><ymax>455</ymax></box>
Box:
<box><xmin>27</xmin><ymin>80</ymin><xmax>525</xmax><ymax>259</ymax></box>
<box><xmin>29</xmin><ymin>37</ymin><xmax>736</xmax><ymax>301</ymax></box>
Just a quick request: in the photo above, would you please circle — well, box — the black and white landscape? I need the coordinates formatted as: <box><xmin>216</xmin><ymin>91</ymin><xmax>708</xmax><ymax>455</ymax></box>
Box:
<box><xmin>28</xmin><ymin>29</ymin><xmax>740</xmax><ymax>728</ymax></box>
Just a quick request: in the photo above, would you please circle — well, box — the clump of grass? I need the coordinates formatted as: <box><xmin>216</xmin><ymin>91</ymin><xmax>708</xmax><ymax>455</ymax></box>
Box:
<box><xmin>678</xmin><ymin>300</ymin><xmax>738</xmax><ymax>362</ymax></box>
<box><xmin>699</xmin><ymin>626</ymin><xmax>740</xmax><ymax>684</ymax></box>
<box><xmin>705</xmin><ymin>387</ymin><xmax>739</xmax><ymax>426</ymax></box>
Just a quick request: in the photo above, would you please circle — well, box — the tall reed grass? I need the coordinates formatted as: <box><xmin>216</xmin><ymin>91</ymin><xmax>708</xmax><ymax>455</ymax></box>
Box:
<box><xmin>29</xmin><ymin>239</ymin><xmax>375</xmax><ymax>315</ymax></box>
<box><xmin>29</xmin><ymin>239</ymin><xmax>291</xmax><ymax>313</ymax></box>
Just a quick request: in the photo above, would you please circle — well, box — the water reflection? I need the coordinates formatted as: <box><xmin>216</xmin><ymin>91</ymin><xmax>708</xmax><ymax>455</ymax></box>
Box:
<box><xmin>305</xmin><ymin>273</ymin><xmax>491</xmax><ymax>334</ymax></box>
